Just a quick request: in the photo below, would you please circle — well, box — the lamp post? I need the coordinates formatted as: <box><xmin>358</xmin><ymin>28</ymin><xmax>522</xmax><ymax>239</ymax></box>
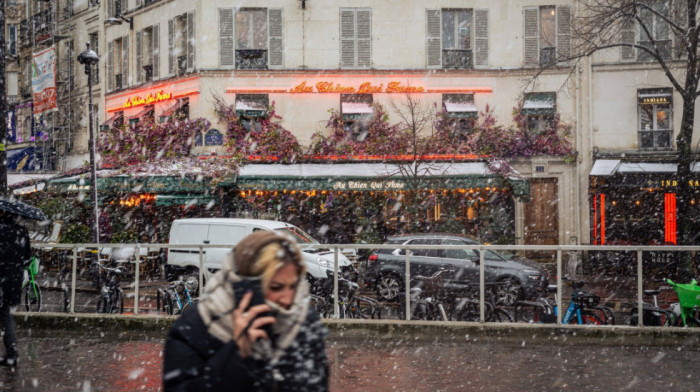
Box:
<box><xmin>77</xmin><ymin>43</ymin><xmax>100</xmax><ymax>244</ymax></box>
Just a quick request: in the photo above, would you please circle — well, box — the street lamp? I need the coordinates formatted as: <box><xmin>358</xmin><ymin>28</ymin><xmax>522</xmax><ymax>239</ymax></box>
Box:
<box><xmin>77</xmin><ymin>43</ymin><xmax>100</xmax><ymax>244</ymax></box>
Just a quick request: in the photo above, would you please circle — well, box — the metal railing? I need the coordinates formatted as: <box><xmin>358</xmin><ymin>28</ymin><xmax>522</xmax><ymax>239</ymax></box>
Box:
<box><xmin>28</xmin><ymin>242</ymin><xmax>699</xmax><ymax>327</ymax></box>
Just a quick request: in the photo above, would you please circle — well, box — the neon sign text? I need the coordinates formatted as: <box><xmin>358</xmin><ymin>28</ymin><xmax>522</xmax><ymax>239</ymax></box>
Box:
<box><xmin>289</xmin><ymin>81</ymin><xmax>425</xmax><ymax>94</ymax></box>
<box><xmin>122</xmin><ymin>90</ymin><xmax>173</xmax><ymax>109</ymax></box>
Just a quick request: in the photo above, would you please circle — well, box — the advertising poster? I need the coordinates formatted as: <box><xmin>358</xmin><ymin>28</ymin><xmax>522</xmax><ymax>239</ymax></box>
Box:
<box><xmin>32</xmin><ymin>46</ymin><xmax>58</xmax><ymax>115</ymax></box>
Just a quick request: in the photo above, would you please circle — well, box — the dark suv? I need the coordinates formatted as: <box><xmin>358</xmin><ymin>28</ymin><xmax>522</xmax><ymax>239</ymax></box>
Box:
<box><xmin>364</xmin><ymin>234</ymin><xmax>545</xmax><ymax>305</ymax></box>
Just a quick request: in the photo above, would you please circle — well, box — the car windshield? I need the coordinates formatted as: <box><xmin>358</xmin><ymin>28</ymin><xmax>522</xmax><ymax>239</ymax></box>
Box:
<box><xmin>275</xmin><ymin>226</ymin><xmax>319</xmax><ymax>244</ymax></box>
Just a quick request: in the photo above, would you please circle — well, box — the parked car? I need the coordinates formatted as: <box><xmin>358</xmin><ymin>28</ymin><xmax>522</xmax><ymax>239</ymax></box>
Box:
<box><xmin>363</xmin><ymin>234</ymin><xmax>545</xmax><ymax>305</ymax></box>
<box><xmin>166</xmin><ymin>218</ymin><xmax>355</xmax><ymax>284</ymax></box>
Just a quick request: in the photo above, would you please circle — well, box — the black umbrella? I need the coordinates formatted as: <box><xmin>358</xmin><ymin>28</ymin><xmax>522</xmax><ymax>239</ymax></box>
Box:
<box><xmin>0</xmin><ymin>198</ymin><xmax>49</xmax><ymax>221</ymax></box>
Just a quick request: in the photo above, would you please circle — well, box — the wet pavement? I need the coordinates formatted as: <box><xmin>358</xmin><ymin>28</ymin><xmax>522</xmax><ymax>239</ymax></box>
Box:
<box><xmin>1</xmin><ymin>325</ymin><xmax>699</xmax><ymax>391</ymax></box>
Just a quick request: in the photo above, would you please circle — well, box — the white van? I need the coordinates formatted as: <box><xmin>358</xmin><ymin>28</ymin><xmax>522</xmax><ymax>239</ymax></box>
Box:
<box><xmin>166</xmin><ymin>218</ymin><xmax>354</xmax><ymax>282</ymax></box>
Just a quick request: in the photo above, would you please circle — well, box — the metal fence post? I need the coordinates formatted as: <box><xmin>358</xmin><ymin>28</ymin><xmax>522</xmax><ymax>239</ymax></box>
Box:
<box><xmin>405</xmin><ymin>248</ymin><xmax>411</xmax><ymax>321</ymax></box>
<box><xmin>556</xmin><ymin>250</ymin><xmax>562</xmax><ymax>325</ymax></box>
<box><xmin>134</xmin><ymin>245</ymin><xmax>140</xmax><ymax>315</ymax></box>
<box><xmin>333</xmin><ymin>247</ymin><xmax>339</xmax><ymax>319</ymax></box>
<box><xmin>70</xmin><ymin>246</ymin><xmax>77</xmax><ymax>314</ymax></box>
<box><xmin>479</xmin><ymin>248</ymin><xmax>485</xmax><ymax>322</ymax></box>
<box><xmin>198</xmin><ymin>246</ymin><xmax>204</xmax><ymax>295</ymax></box>
<box><xmin>637</xmin><ymin>250</ymin><xmax>643</xmax><ymax>327</ymax></box>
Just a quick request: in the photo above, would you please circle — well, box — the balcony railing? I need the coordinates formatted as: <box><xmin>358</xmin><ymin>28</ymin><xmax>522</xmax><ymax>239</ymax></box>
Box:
<box><xmin>442</xmin><ymin>49</ymin><xmax>472</xmax><ymax>69</ymax></box>
<box><xmin>236</xmin><ymin>49</ymin><xmax>268</xmax><ymax>70</ymax></box>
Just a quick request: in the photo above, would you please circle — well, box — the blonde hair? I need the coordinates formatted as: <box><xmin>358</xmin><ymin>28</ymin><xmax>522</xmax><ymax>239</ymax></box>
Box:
<box><xmin>248</xmin><ymin>242</ymin><xmax>306</xmax><ymax>294</ymax></box>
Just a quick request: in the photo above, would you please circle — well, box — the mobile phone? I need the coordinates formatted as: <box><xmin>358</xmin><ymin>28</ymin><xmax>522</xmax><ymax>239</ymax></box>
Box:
<box><xmin>233</xmin><ymin>277</ymin><xmax>276</xmax><ymax>345</ymax></box>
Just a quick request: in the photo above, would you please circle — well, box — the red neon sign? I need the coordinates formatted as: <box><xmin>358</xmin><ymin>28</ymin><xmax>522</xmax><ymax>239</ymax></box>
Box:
<box><xmin>287</xmin><ymin>81</ymin><xmax>426</xmax><ymax>94</ymax></box>
<box><xmin>122</xmin><ymin>90</ymin><xmax>173</xmax><ymax>109</ymax></box>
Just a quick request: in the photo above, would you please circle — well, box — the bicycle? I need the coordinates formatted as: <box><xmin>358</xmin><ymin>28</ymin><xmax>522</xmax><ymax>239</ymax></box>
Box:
<box><xmin>23</xmin><ymin>255</ymin><xmax>42</xmax><ymax>312</ymax></box>
<box><xmin>628</xmin><ymin>280</ymin><xmax>679</xmax><ymax>327</ymax></box>
<box><xmin>400</xmin><ymin>271</ymin><xmax>513</xmax><ymax>323</ymax></box>
<box><xmin>94</xmin><ymin>261</ymin><xmax>125</xmax><ymax>314</ymax></box>
<box><xmin>515</xmin><ymin>279</ymin><xmax>615</xmax><ymax>325</ymax></box>
<box><xmin>163</xmin><ymin>277</ymin><xmax>197</xmax><ymax>315</ymax></box>
<box><xmin>666</xmin><ymin>278</ymin><xmax>700</xmax><ymax>327</ymax></box>
<box><xmin>313</xmin><ymin>272</ymin><xmax>381</xmax><ymax>319</ymax></box>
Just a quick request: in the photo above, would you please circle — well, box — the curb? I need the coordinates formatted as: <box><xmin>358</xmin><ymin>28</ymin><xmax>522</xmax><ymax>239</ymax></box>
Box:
<box><xmin>14</xmin><ymin>312</ymin><xmax>700</xmax><ymax>347</ymax></box>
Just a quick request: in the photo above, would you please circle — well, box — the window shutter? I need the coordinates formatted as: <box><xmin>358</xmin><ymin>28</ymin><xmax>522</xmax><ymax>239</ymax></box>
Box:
<box><xmin>168</xmin><ymin>18</ymin><xmax>174</xmax><ymax>75</ymax></box>
<box><xmin>556</xmin><ymin>5</ymin><xmax>571</xmax><ymax>63</ymax></box>
<box><xmin>136</xmin><ymin>30</ymin><xmax>143</xmax><ymax>83</ymax></box>
<box><xmin>426</xmin><ymin>9</ymin><xmax>441</xmax><ymax>68</ymax></box>
<box><xmin>474</xmin><ymin>9</ymin><xmax>489</xmax><ymax>67</ymax></box>
<box><xmin>219</xmin><ymin>8</ymin><xmax>234</xmax><ymax>67</ymax></box>
<box><xmin>187</xmin><ymin>12</ymin><xmax>195</xmax><ymax>70</ymax></box>
<box><xmin>108</xmin><ymin>0</ymin><xmax>114</xmax><ymax>18</ymax></box>
<box><xmin>152</xmin><ymin>24</ymin><xmax>160</xmax><ymax>79</ymax></box>
<box><xmin>107</xmin><ymin>41</ymin><xmax>113</xmax><ymax>91</ymax></box>
<box><xmin>340</xmin><ymin>9</ymin><xmax>356</xmax><ymax>68</ymax></box>
<box><xmin>620</xmin><ymin>19</ymin><xmax>636</xmax><ymax>61</ymax></box>
<box><xmin>673</xmin><ymin>0</ymin><xmax>687</xmax><ymax>59</ymax></box>
<box><xmin>523</xmin><ymin>7</ymin><xmax>539</xmax><ymax>67</ymax></box>
<box><xmin>122</xmin><ymin>35</ymin><xmax>129</xmax><ymax>87</ymax></box>
<box><xmin>356</xmin><ymin>9</ymin><xmax>371</xmax><ymax>68</ymax></box>
<box><xmin>268</xmin><ymin>8</ymin><xmax>284</xmax><ymax>68</ymax></box>
<box><xmin>136</xmin><ymin>0</ymin><xmax>143</xmax><ymax>7</ymax></box>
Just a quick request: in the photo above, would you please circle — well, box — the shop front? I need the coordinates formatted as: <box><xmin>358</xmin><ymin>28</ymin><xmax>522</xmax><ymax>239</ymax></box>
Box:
<box><xmin>588</xmin><ymin>159</ymin><xmax>700</xmax><ymax>276</ymax></box>
<box><xmin>219</xmin><ymin>162</ymin><xmax>528</xmax><ymax>245</ymax></box>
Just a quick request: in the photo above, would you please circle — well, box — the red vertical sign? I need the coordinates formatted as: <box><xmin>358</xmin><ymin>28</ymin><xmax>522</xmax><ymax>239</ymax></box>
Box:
<box><xmin>664</xmin><ymin>193</ymin><xmax>677</xmax><ymax>244</ymax></box>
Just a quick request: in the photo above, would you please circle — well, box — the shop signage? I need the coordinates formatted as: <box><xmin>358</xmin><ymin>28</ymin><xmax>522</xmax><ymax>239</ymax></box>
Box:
<box><xmin>289</xmin><ymin>81</ymin><xmax>425</xmax><ymax>94</ymax></box>
<box><xmin>122</xmin><ymin>90</ymin><xmax>173</xmax><ymax>109</ymax></box>
<box><xmin>236</xmin><ymin>176</ymin><xmax>505</xmax><ymax>192</ymax></box>
<box><xmin>640</xmin><ymin>96</ymin><xmax>670</xmax><ymax>105</ymax></box>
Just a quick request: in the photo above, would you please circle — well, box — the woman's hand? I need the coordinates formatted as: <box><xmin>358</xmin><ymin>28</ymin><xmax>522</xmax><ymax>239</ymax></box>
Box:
<box><xmin>232</xmin><ymin>291</ymin><xmax>276</xmax><ymax>358</ymax></box>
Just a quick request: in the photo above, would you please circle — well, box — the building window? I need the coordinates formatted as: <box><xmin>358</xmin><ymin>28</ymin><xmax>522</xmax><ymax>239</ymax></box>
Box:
<box><xmin>637</xmin><ymin>2</ymin><xmax>672</xmax><ymax>61</ymax></box>
<box><xmin>235</xmin><ymin>94</ymin><xmax>269</xmax><ymax>132</ymax></box>
<box><xmin>89</xmin><ymin>32</ymin><xmax>99</xmax><ymax>83</ymax></box>
<box><xmin>443</xmin><ymin>94</ymin><xmax>477</xmax><ymax>141</ymax></box>
<box><xmin>522</xmin><ymin>92</ymin><xmax>556</xmax><ymax>133</ymax></box>
<box><xmin>341</xmin><ymin>94</ymin><xmax>373</xmax><ymax>141</ymax></box>
<box><xmin>108</xmin><ymin>36</ymin><xmax>129</xmax><ymax>91</ymax></box>
<box><xmin>426</xmin><ymin>9</ymin><xmax>489</xmax><ymax>69</ymax></box>
<box><xmin>340</xmin><ymin>8</ymin><xmax>371</xmax><ymax>69</ymax></box>
<box><xmin>523</xmin><ymin>5</ymin><xmax>571</xmax><ymax>67</ymax></box>
<box><xmin>137</xmin><ymin>25</ymin><xmax>160</xmax><ymax>83</ymax></box>
<box><xmin>168</xmin><ymin>12</ymin><xmax>194</xmax><ymax>75</ymax></box>
<box><xmin>7</xmin><ymin>72</ymin><xmax>18</xmax><ymax>104</ymax></box>
<box><xmin>8</xmin><ymin>24</ymin><xmax>18</xmax><ymax>56</ymax></box>
<box><xmin>638</xmin><ymin>88</ymin><xmax>673</xmax><ymax>150</ymax></box>
<box><xmin>108</xmin><ymin>0</ymin><xmax>123</xmax><ymax>18</ymax></box>
<box><xmin>225</xmin><ymin>8</ymin><xmax>283</xmax><ymax>70</ymax></box>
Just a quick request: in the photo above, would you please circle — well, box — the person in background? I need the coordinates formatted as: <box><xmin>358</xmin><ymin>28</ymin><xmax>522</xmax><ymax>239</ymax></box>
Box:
<box><xmin>163</xmin><ymin>230</ymin><xmax>329</xmax><ymax>391</ymax></box>
<box><xmin>0</xmin><ymin>210</ymin><xmax>31</xmax><ymax>368</ymax></box>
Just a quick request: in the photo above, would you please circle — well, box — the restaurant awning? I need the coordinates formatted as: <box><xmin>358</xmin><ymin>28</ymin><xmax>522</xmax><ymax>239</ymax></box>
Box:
<box><xmin>100</xmin><ymin>112</ymin><xmax>124</xmax><ymax>131</ymax></box>
<box><xmin>46</xmin><ymin>173</ymin><xmax>210</xmax><ymax>194</ymax></box>
<box><xmin>522</xmin><ymin>92</ymin><xmax>556</xmax><ymax>114</ymax></box>
<box><xmin>444</xmin><ymin>101</ymin><xmax>478</xmax><ymax>118</ymax></box>
<box><xmin>589</xmin><ymin>159</ymin><xmax>700</xmax><ymax>189</ymax></box>
<box><xmin>220</xmin><ymin>162</ymin><xmax>529</xmax><ymax>197</ymax></box>
<box><xmin>236</xmin><ymin>98</ymin><xmax>268</xmax><ymax>117</ymax></box>
<box><xmin>160</xmin><ymin>99</ymin><xmax>188</xmax><ymax>121</ymax></box>
<box><xmin>128</xmin><ymin>106</ymin><xmax>155</xmax><ymax>125</ymax></box>
<box><xmin>341</xmin><ymin>102</ymin><xmax>373</xmax><ymax>120</ymax></box>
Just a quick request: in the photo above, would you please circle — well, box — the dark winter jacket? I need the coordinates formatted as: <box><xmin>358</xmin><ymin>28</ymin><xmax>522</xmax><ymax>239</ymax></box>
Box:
<box><xmin>162</xmin><ymin>303</ymin><xmax>329</xmax><ymax>391</ymax></box>
<box><xmin>0</xmin><ymin>217</ymin><xmax>31</xmax><ymax>308</ymax></box>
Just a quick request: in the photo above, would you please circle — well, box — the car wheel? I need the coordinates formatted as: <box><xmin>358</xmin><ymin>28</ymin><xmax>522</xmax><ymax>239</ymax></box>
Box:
<box><xmin>376</xmin><ymin>274</ymin><xmax>402</xmax><ymax>301</ymax></box>
<box><xmin>495</xmin><ymin>277</ymin><xmax>522</xmax><ymax>306</ymax></box>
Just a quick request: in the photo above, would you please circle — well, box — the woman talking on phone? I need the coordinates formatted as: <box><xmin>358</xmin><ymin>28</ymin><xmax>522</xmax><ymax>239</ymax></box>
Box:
<box><xmin>163</xmin><ymin>231</ymin><xmax>329</xmax><ymax>391</ymax></box>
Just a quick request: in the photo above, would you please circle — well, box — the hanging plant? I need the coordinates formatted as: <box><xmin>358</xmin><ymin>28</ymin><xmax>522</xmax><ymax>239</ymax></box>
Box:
<box><xmin>214</xmin><ymin>97</ymin><xmax>302</xmax><ymax>163</ymax></box>
<box><xmin>308</xmin><ymin>104</ymin><xmax>411</xmax><ymax>158</ymax></box>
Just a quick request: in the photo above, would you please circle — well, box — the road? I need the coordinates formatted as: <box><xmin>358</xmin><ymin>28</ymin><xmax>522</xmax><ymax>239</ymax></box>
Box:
<box><xmin>1</xmin><ymin>327</ymin><xmax>698</xmax><ymax>391</ymax></box>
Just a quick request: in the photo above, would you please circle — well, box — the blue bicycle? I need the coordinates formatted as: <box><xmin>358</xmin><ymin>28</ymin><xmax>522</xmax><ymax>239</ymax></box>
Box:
<box><xmin>163</xmin><ymin>277</ymin><xmax>196</xmax><ymax>315</ymax></box>
<box><xmin>516</xmin><ymin>279</ymin><xmax>614</xmax><ymax>325</ymax></box>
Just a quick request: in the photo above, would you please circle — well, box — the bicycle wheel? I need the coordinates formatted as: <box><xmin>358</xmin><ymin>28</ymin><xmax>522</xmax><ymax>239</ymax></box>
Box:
<box><xmin>96</xmin><ymin>295</ymin><xmax>108</xmax><ymax>313</ymax></box>
<box><xmin>412</xmin><ymin>301</ymin><xmax>431</xmax><ymax>321</ymax></box>
<box><xmin>515</xmin><ymin>303</ymin><xmax>537</xmax><ymax>323</ymax></box>
<box><xmin>452</xmin><ymin>301</ymin><xmax>480</xmax><ymax>322</ymax></box>
<box><xmin>352</xmin><ymin>298</ymin><xmax>377</xmax><ymax>319</ymax></box>
<box><xmin>489</xmin><ymin>308</ymin><xmax>514</xmax><ymax>323</ymax></box>
<box><xmin>24</xmin><ymin>282</ymin><xmax>42</xmax><ymax>312</ymax></box>
<box><xmin>163</xmin><ymin>293</ymin><xmax>174</xmax><ymax>315</ymax></box>
<box><xmin>569</xmin><ymin>311</ymin><xmax>602</xmax><ymax>325</ymax></box>
<box><xmin>110</xmin><ymin>288</ymin><xmax>124</xmax><ymax>314</ymax></box>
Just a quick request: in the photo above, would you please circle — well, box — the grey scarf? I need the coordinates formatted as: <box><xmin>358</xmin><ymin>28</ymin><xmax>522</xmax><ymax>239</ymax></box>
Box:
<box><xmin>197</xmin><ymin>251</ymin><xmax>310</xmax><ymax>362</ymax></box>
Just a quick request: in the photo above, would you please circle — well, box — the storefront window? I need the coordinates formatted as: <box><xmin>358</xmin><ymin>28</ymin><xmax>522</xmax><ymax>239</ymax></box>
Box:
<box><xmin>638</xmin><ymin>88</ymin><xmax>673</xmax><ymax>150</ymax></box>
<box><xmin>443</xmin><ymin>94</ymin><xmax>477</xmax><ymax>141</ymax></box>
<box><xmin>341</xmin><ymin>94</ymin><xmax>373</xmax><ymax>141</ymax></box>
